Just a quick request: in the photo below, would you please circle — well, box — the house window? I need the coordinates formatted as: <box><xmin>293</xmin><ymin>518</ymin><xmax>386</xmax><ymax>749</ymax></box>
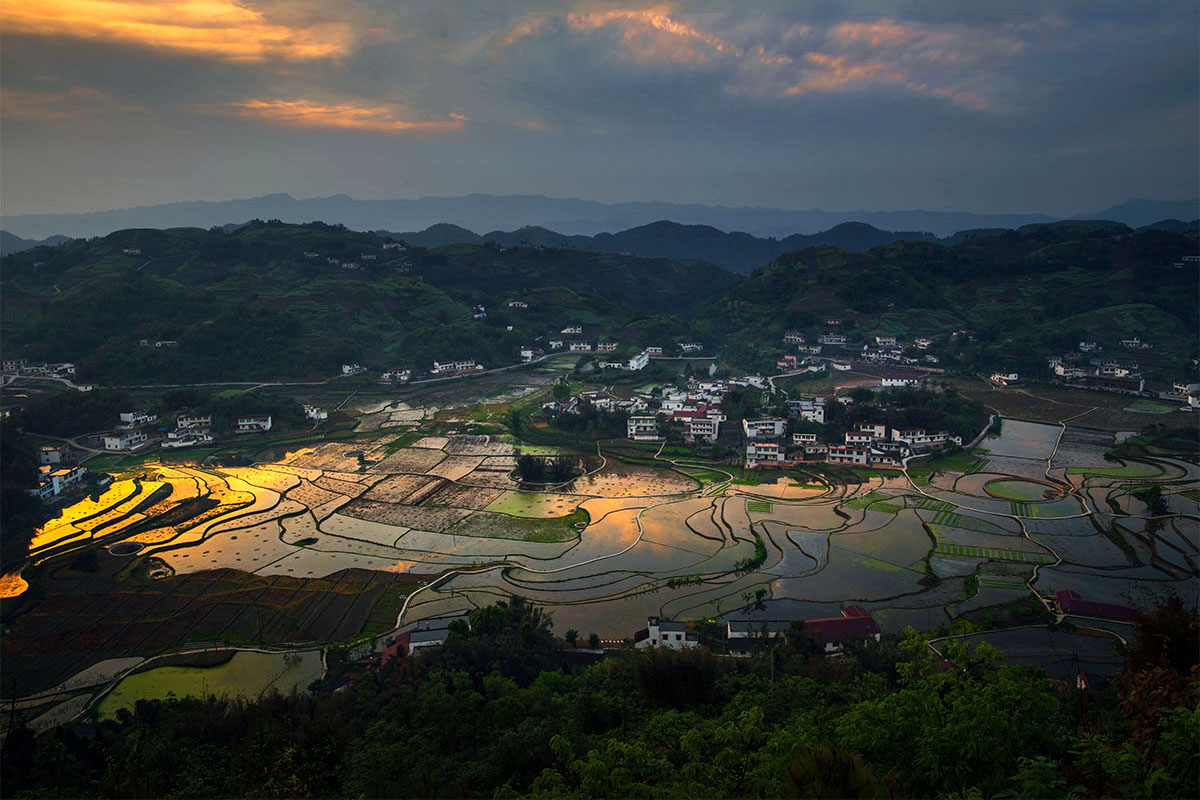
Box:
<box><xmin>675</xmin><ymin>634</ymin><xmax>682</xmax><ymax>641</ymax></box>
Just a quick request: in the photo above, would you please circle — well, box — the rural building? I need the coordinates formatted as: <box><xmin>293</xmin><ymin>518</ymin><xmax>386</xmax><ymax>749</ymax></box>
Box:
<box><xmin>627</xmin><ymin>416</ymin><xmax>660</xmax><ymax>441</ymax></box>
<box><xmin>637</xmin><ymin>617</ymin><xmax>698</xmax><ymax>649</ymax></box>
<box><xmin>793</xmin><ymin>432</ymin><xmax>818</xmax><ymax>445</ymax></box>
<box><xmin>855</xmin><ymin>422</ymin><xmax>887</xmax><ymax>439</ymax></box>
<box><xmin>746</xmin><ymin>441</ymin><xmax>786</xmax><ymax>467</ymax></box>
<box><xmin>627</xmin><ymin>350</ymin><xmax>650</xmax><ymax>371</ymax></box>
<box><xmin>679</xmin><ymin>342</ymin><xmax>703</xmax><ymax>354</ymax></box>
<box><xmin>881</xmin><ymin>375</ymin><xmax>919</xmax><ymax>388</ymax></box>
<box><xmin>788</xmin><ymin>398</ymin><xmax>826</xmax><ymax>424</ymax></box>
<box><xmin>342</xmin><ymin>363</ymin><xmax>366</xmax><ymax>375</ymax></box>
<box><xmin>561</xmin><ymin>325</ymin><xmax>582</xmax><ymax>334</ymax></box>
<box><xmin>726</xmin><ymin>606</ymin><xmax>880</xmax><ymax>654</ymax></box>
<box><xmin>507</xmin><ymin>300</ymin><xmax>528</xmax><ymax>309</ymax></box>
<box><xmin>875</xmin><ymin>335</ymin><xmax>897</xmax><ymax>346</ymax></box>
<box><xmin>1054</xmin><ymin>590</ymin><xmax>1134</xmax><ymax>621</ymax></box>
<box><xmin>828</xmin><ymin>445</ymin><xmax>870</xmax><ymax>465</ymax></box>
<box><xmin>38</xmin><ymin>444</ymin><xmax>70</xmax><ymax>465</ymax></box>
<box><xmin>104</xmin><ymin>431</ymin><xmax>149</xmax><ymax>451</ymax></box>
<box><xmin>237</xmin><ymin>415</ymin><xmax>273</xmax><ymax>433</ymax></box>
<box><xmin>597</xmin><ymin>341</ymin><xmax>618</xmax><ymax>352</ymax></box>
<box><xmin>176</xmin><ymin>414</ymin><xmax>211</xmax><ymax>429</ymax></box>
<box><xmin>569</xmin><ymin>341</ymin><xmax>593</xmax><ymax>352</ymax></box>
<box><xmin>742</xmin><ymin>418</ymin><xmax>785</xmax><ymax>439</ymax></box>
<box><xmin>118</xmin><ymin>410</ymin><xmax>157</xmax><ymax>428</ymax></box>
<box><xmin>646</xmin><ymin>346</ymin><xmax>664</xmax><ymax>356</ymax></box>
<box><xmin>686</xmin><ymin>417</ymin><xmax>720</xmax><ymax>442</ymax></box>
<box><xmin>818</xmin><ymin>334</ymin><xmax>847</xmax><ymax>345</ymax></box>
<box><xmin>783</xmin><ymin>330</ymin><xmax>805</xmax><ymax>344</ymax></box>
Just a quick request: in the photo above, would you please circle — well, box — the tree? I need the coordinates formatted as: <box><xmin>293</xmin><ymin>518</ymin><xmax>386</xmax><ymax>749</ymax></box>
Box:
<box><xmin>551</xmin><ymin>381</ymin><xmax>570</xmax><ymax>403</ymax></box>
<box><xmin>588</xmin><ymin>633</ymin><xmax>600</xmax><ymax>649</ymax></box>
<box><xmin>564</xmin><ymin>629</ymin><xmax>578</xmax><ymax>648</ymax></box>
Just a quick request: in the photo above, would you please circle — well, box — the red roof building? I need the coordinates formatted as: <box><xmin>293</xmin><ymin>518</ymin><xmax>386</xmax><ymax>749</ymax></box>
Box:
<box><xmin>1055</xmin><ymin>589</ymin><xmax>1134</xmax><ymax>621</ymax></box>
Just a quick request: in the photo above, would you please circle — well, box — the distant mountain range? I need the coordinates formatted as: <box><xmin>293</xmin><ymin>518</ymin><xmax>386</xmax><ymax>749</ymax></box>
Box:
<box><xmin>3</xmin><ymin>192</ymin><xmax>1196</xmax><ymax>241</ymax></box>
<box><xmin>0</xmin><ymin>230</ymin><xmax>74</xmax><ymax>257</ymax></box>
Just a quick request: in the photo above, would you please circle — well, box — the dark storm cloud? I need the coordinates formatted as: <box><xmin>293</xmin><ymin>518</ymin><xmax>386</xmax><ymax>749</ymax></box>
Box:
<box><xmin>1</xmin><ymin>1</ymin><xmax>1195</xmax><ymax>216</ymax></box>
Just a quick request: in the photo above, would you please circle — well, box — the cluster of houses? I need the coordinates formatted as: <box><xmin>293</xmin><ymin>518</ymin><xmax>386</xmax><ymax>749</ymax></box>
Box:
<box><xmin>1047</xmin><ymin>344</ymin><xmax>1147</xmax><ymax>394</ymax></box>
<box><xmin>779</xmin><ymin>330</ymin><xmax>941</xmax><ymax>371</ymax></box>
<box><xmin>2</xmin><ymin>359</ymin><xmax>78</xmax><ymax>378</ymax></box>
<box><xmin>636</xmin><ymin>606</ymin><xmax>882</xmax><ymax>655</ymax></box>
<box><xmin>520</xmin><ymin>325</ymin><xmax>703</xmax><ymax>369</ymax></box>
<box><xmin>623</xmin><ymin>376</ymin><xmax>770</xmax><ymax>444</ymax></box>
<box><xmin>27</xmin><ymin>443</ymin><xmax>93</xmax><ymax>501</ymax></box>
<box><xmin>101</xmin><ymin>409</ymin><xmax>278</xmax><ymax>452</ymax></box>
<box><xmin>431</xmin><ymin>359</ymin><xmax>484</xmax><ymax>376</ymax></box>
<box><xmin>307</xmin><ymin>241</ymin><xmax>410</xmax><ymax>272</ymax></box>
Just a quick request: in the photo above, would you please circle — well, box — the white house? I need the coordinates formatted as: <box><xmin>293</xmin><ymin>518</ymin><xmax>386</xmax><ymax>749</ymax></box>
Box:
<box><xmin>990</xmin><ymin>372</ymin><xmax>1021</xmax><ymax>387</ymax></box>
<box><xmin>237</xmin><ymin>415</ymin><xmax>273</xmax><ymax>433</ymax></box>
<box><xmin>627</xmin><ymin>416</ymin><xmax>660</xmax><ymax>441</ymax></box>
<box><xmin>548</xmin><ymin>339</ymin><xmax>564</xmax><ymax>350</ymax></box>
<box><xmin>881</xmin><ymin>375</ymin><xmax>919</xmax><ymax>388</ymax></box>
<box><xmin>855</xmin><ymin>422</ymin><xmax>887</xmax><ymax>440</ymax></box>
<box><xmin>818</xmin><ymin>334</ymin><xmax>847</xmax><ymax>345</ymax></box>
<box><xmin>875</xmin><ymin>335</ymin><xmax>897</xmax><ymax>346</ymax></box>
<box><xmin>627</xmin><ymin>350</ymin><xmax>650</xmax><ymax>371</ymax></box>
<box><xmin>561</xmin><ymin>325</ymin><xmax>583</xmax><ymax>334</ymax></box>
<box><xmin>914</xmin><ymin>337</ymin><xmax>935</xmax><ymax>349</ymax></box>
<box><xmin>122</xmin><ymin>247</ymin><xmax>141</xmax><ymax>255</ymax></box>
<box><xmin>569</xmin><ymin>341</ymin><xmax>593</xmax><ymax>352</ymax></box>
<box><xmin>176</xmin><ymin>414</ymin><xmax>211</xmax><ymax>429</ymax></box>
<box><xmin>787</xmin><ymin>399</ymin><xmax>825</xmax><ymax>424</ymax></box>
<box><xmin>304</xmin><ymin>405</ymin><xmax>328</xmax><ymax>421</ymax></box>
<box><xmin>342</xmin><ymin>363</ymin><xmax>366</xmax><ymax>376</ymax></box>
<box><xmin>846</xmin><ymin>432</ymin><xmax>875</xmax><ymax>446</ymax></box>
<box><xmin>828</xmin><ymin>445</ymin><xmax>870</xmax><ymax>465</ymax></box>
<box><xmin>679</xmin><ymin>342</ymin><xmax>703</xmax><ymax>354</ymax></box>
<box><xmin>891</xmin><ymin>428</ymin><xmax>955</xmax><ymax>449</ymax></box>
<box><xmin>686</xmin><ymin>417</ymin><xmax>720</xmax><ymax>442</ymax></box>
<box><xmin>597</xmin><ymin>341</ymin><xmax>618</xmax><ymax>353</ymax></box>
<box><xmin>381</xmin><ymin>369</ymin><xmax>411</xmax><ymax>382</ymax></box>
<box><xmin>507</xmin><ymin>300</ymin><xmax>528</xmax><ymax>309</ymax></box>
<box><xmin>118</xmin><ymin>411</ymin><xmax>157</xmax><ymax>428</ymax></box>
<box><xmin>746</xmin><ymin>441</ymin><xmax>787</xmax><ymax>467</ymax></box>
<box><xmin>636</xmin><ymin>617</ymin><xmax>698</xmax><ymax>649</ymax></box>
<box><xmin>1120</xmin><ymin>337</ymin><xmax>1152</xmax><ymax>349</ymax></box>
<box><xmin>646</xmin><ymin>346</ymin><xmax>664</xmax><ymax>356</ymax></box>
<box><xmin>832</xmin><ymin>360</ymin><xmax>852</xmax><ymax>371</ymax></box>
<box><xmin>742</xmin><ymin>418</ymin><xmax>785</xmax><ymax>439</ymax></box>
<box><xmin>783</xmin><ymin>330</ymin><xmax>805</xmax><ymax>344</ymax></box>
<box><xmin>38</xmin><ymin>444</ymin><xmax>70</xmax><ymax>465</ymax></box>
<box><xmin>793</xmin><ymin>432</ymin><xmax>819</xmax><ymax>445</ymax></box>
<box><xmin>104</xmin><ymin>431</ymin><xmax>149</xmax><ymax>451</ymax></box>
<box><xmin>1078</xmin><ymin>341</ymin><xmax>1100</xmax><ymax>352</ymax></box>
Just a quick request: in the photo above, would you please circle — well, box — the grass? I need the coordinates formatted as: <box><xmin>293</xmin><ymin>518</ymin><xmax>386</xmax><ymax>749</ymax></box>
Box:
<box><xmin>844</xmin><ymin>491</ymin><xmax>885</xmax><ymax>510</ymax></box>
<box><xmin>935</xmin><ymin>542</ymin><xmax>1047</xmax><ymax>564</ymax></box>
<box><xmin>444</xmin><ymin>508</ymin><xmax>590</xmax><ymax>543</ymax></box>
<box><xmin>977</xmin><ymin>575</ymin><xmax>1028</xmax><ymax>590</ymax></box>
<box><xmin>1182</xmin><ymin>489</ymin><xmax>1200</xmax><ymax>502</ymax></box>
<box><xmin>929</xmin><ymin>508</ymin><xmax>963</xmax><ymax>527</ymax></box>
<box><xmin>927</xmin><ymin>450</ymin><xmax>988</xmax><ymax>474</ymax></box>
<box><xmin>745</xmin><ymin>500</ymin><xmax>773</xmax><ymax>513</ymax></box>
<box><xmin>1066</xmin><ymin>461</ymin><xmax>1163</xmax><ymax>479</ymax></box>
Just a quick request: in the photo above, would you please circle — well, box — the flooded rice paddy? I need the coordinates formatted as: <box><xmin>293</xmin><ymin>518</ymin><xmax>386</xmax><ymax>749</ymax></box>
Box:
<box><xmin>30</xmin><ymin>419</ymin><xmax>1198</xmax><ymax>644</ymax></box>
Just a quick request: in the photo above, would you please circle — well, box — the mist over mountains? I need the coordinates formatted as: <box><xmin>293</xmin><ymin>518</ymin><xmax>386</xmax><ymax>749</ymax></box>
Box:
<box><xmin>3</xmin><ymin>193</ymin><xmax>1196</xmax><ymax>242</ymax></box>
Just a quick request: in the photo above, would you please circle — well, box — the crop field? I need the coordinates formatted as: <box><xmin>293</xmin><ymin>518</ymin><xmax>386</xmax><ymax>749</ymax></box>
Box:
<box><xmin>5</xmin><ymin>412</ymin><xmax>1193</xmax><ymax>705</ymax></box>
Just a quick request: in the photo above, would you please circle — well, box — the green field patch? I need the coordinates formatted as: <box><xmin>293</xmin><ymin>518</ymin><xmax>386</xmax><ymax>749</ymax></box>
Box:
<box><xmin>1182</xmin><ymin>489</ymin><xmax>1200</xmax><ymax>502</ymax></box>
<box><xmin>867</xmin><ymin>500</ymin><xmax>903</xmax><ymax>514</ymax></box>
<box><xmin>445</xmin><ymin>507</ymin><xmax>589</xmax><ymax>542</ymax></box>
<box><xmin>745</xmin><ymin>500</ymin><xmax>773</xmax><ymax>513</ymax></box>
<box><xmin>97</xmin><ymin>651</ymin><xmax>324</xmax><ymax>719</ymax></box>
<box><xmin>1122</xmin><ymin>399</ymin><xmax>1175</xmax><ymax>414</ymax></box>
<box><xmin>483</xmin><ymin>491</ymin><xmax>580</xmax><ymax>518</ymax></box>
<box><xmin>935</xmin><ymin>542</ymin><xmax>1047</xmax><ymax>564</ymax></box>
<box><xmin>985</xmin><ymin>479</ymin><xmax>1058</xmax><ymax>501</ymax></box>
<box><xmin>977</xmin><ymin>575</ymin><xmax>1028</xmax><ymax>590</ymax></box>
<box><xmin>930</xmin><ymin>508</ymin><xmax>963</xmax><ymax>526</ymax></box>
<box><xmin>1067</xmin><ymin>460</ymin><xmax>1163</xmax><ymax>479</ymax></box>
<box><xmin>845</xmin><ymin>491</ymin><xmax>886</xmax><ymax>510</ymax></box>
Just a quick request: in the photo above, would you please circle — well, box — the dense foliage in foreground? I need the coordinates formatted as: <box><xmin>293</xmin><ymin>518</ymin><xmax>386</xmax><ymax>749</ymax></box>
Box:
<box><xmin>2</xmin><ymin>596</ymin><xmax>1196</xmax><ymax>799</ymax></box>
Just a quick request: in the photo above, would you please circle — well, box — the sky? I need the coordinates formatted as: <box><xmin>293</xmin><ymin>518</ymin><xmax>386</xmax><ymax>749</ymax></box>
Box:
<box><xmin>1</xmin><ymin>1</ymin><xmax>1197</xmax><ymax>216</ymax></box>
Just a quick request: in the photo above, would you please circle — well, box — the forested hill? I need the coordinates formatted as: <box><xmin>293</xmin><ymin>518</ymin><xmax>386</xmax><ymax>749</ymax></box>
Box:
<box><xmin>0</xmin><ymin>221</ymin><xmax>733</xmax><ymax>384</ymax></box>
<box><xmin>2</xmin><ymin>594</ymin><xmax>1195</xmax><ymax>799</ymax></box>
<box><xmin>704</xmin><ymin>222</ymin><xmax>1199</xmax><ymax>375</ymax></box>
<box><xmin>390</xmin><ymin>219</ymin><xmax>940</xmax><ymax>274</ymax></box>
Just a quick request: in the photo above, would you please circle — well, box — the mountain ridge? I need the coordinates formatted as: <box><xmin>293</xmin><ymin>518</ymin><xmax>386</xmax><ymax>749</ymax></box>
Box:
<box><xmin>8</xmin><ymin>192</ymin><xmax>1191</xmax><ymax>241</ymax></box>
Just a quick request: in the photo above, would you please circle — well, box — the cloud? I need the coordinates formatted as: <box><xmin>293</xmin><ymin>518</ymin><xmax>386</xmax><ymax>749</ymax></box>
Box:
<box><xmin>0</xmin><ymin>86</ymin><xmax>143</xmax><ymax>122</ymax></box>
<box><xmin>195</xmin><ymin>98</ymin><xmax>467</xmax><ymax>133</ymax></box>
<box><xmin>3</xmin><ymin>0</ymin><xmax>355</xmax><ymax>62</ymax></box>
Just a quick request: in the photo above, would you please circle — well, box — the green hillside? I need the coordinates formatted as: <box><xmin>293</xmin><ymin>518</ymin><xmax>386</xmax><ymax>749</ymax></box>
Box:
<box><xmin>0</xmin><ymin>221</ymin><xmax>731</xmax><ymax>383</ymax></box>
<box><xmin>706</xmin><ymin>224</ymin><xmax>1198</xmax><ymax>374</ymax></box>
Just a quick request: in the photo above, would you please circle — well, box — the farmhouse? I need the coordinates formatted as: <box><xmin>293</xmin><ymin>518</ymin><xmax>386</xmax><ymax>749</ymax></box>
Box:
<box><xmin>31</xmin><ymin>465</ymin><xmax>86</xmax><ymax>498</ymax></box>
<box><xmin>787</xmin><ymin>397</ymin><xmax>826</xmax><ymax>423</ymax></box>
<box><xmin>745</xmin><ymin>441</ymin><xmax>786</xmax><ymax>467</ymax></box>
<box><xmin>875</xmin><ymin>335</ymin><xmax>897</xmax><ymax>346</ymax></box>
<box><xmin>548</xmin><ymin>339</ymin><xmax>564</xmax><ymax>350</ymax></box>
<box><xmin>103</xmin><ymin>431</ymin><xmax>149</xmax><ymax>451</ymax></box>
<box><xmin>678</xmin><ymin>341</ymin><xmax>703</xmax><ymax>354</ymax></box>
<box><xmin>118</xmin><ymin>411</ymin><xmax>157</xmax><ymax>428</ymax></box>
<box><xmin>646</xmin><ymin>346</ymin><xmax>664</xmax><ymax>356</ymax></box>
<box><xmin>914</xmin><ymin>336</ymin><xmax>935</xmax><ymax>349</ymax></box>
<box><xmin>561</xmin><ymin>325</ymin><xmax>583</xmax><ymax>334</ymax></box>
<box><xmin>793</xmin><ymin>432</ymin><xmax>819</xmax><ymax>445</ymax></box>
<box><xmin>342</xmin><ymin>363</ymin><xmax>366</xmax><ymax>375</ymax></box>
<box><xmin>845</xmin><ymin>432</ymin><xmax>875</xmax><ymax>446</ymax></box>
<box><xmin>381</xmin><ymin>369</ymin><xmax>411</xmax><ymax>382</ymax></box>
<box><xmin>783</xmin><ymin>330</ymin><xmax>805</xmax><ymax>344</ymax></box>
<box><xmin>742</xmin><ymin>417</ymin><xmax>786</xmax><ymax>439</ymax></box>
<box><xmin>627</xmin><ymin>350</ymin><xmax>650</xmax><ymax>371</ymax></box>
<box><xmin>38</xmin><ymin>443</ymin><xmax>70</xmax><ymax>465</ymax></box>
<box><xmin>686</xmin><ymin>417</ymin><xmax>720</xmax><ymax>442</ymax></box>
<box><xmin>990</xmin><ymin>372</ymin><xmax>1021</xmax><ymax>387</ymax></box>
<box><xmin>881</xmin><ymin>374</ymin><xmax>919</xmax><ymax>388</ymax></box>
<box><xmin>855</xmin><ymin>422</ymin><xmax>887</xmax><ymax>439</ymax></box>
<box><xmin>176</xmin><ymin>414</ymin><xmax>211</xmax><ymax>429</ymax></box>
<box><xmin>827</xmin><ymin>445</ymin><xmax>870</xmax><ymax>465</ymax></box>
<box><xmin>569</xmin><ymin>341</ymin><xmax>593</xmax><ymax>352</ymax></box>
<box><xmin>726</xmin><ymin>606</ymin><xmax>880</xmax><ymax>654</ymax></box>
<box><xmin>507</xmin><ymin>300</ymin><xmax>528</xmax><ymax>309</ymax></box>
<box><xmin>832</xmin><ymin>360</ymin><xmax>852</xmax><ymax>371</ymax></box>
<box><xmin>1054</xmin><ymin>590</ymin><xmax>1133</xmax><ymax>621</ymax></box>
<box><xmin>818</xmin><ymin>333</ymin><xmax>846</xmax><ymax>345</ymax></box>
<box><xmin>597</xmin><ymin>341</ymin><xmax>618</xmax><ymax>353</ymax></box>
<box><xmin>304</xmin><ymin>405</ymin><xmax>328</xmax><ymax>421</ymax></box>
<box><xmin>627</xmin><ymin>416</ymin><xmax>661</xmax><ymax>441</ymax></box>
<box><xmin>636</xmin><ymin>617</ymin><xmax>698</xmax><ymax>650</ymax></box>
<box><xmin>237</xmin><ymin>415</ymin><xmax>273</xmax><ymax>433</ymax></box>
<box><xmin>1120</xmin><ymin>337</ymin><xmax>1152</xmax><ymax>349</ymax></box>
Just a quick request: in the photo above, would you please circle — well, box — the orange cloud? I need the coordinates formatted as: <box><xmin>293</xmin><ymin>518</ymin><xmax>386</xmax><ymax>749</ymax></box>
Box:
<box><xmin>785</xmin><ymin>53</ymin><xmax>904</xmax><ymax>94</ymax></box>
<box><xmin>1</xmin><ymin>86</ymin><xmax>143</xmax><ymax>122</ymax></box>
<box><xmin>3</xmin><ymin>0</ymin><xmax>354</xmax><ymax>62</ymax></box>
<box><xmin>197</xmin><ymin>98</ymin><xmax>467</xmax><ymax>133</ymax></box>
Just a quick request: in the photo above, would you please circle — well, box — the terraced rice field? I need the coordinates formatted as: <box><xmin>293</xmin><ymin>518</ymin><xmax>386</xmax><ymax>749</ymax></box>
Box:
<box><xmin>8</xmin><ymin>416</ymin><xmax>1194</xmax><ymax>699</ymax></box>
